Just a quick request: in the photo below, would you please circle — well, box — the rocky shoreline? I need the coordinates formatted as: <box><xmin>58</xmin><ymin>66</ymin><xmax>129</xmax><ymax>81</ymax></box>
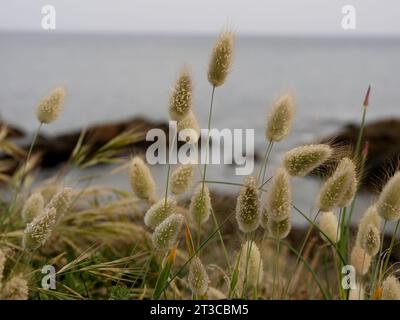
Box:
<box><xmin>1</xmin><ymin>117</ymin><xmax>399</xmax><ymax>189</ymax></box>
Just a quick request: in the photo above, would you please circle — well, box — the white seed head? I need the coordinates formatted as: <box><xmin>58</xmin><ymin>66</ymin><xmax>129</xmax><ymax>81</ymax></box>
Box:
<box><xmin>283</xmin><ymin>144</ymin><xmax>333</xmax><ymax>177</ymax></box>
<box><xmin>129</xmin><ymin>156</ymin><xmax>156</xmax><ymax>202</ymax></box>
<box><xmin>268</xmin><ymin>217</ymin><xmax>291</xmax><ymax>239</ymax></box>
<box><xmin>177</xmin><ymin>111</ymin><xmax>200</xmax><ymax>144</ymax></box>
<box><xmin>23</xmin><ymin>207</ymin><xmax>57</xmax><ymax>250</ymax></box>
<box><xmin>152</xmin><ymin>214</ymin><xmax>184</xmax><ymax>250</ymax></box>
<box><xmin>236</xmin><ymin>176</ymin><xmax>260</xmax><ymax>233</ymax></box>
<box><xmin>350</xmin><ymin>246</ymin><xmax>371</xmax><ymax>276</ymax></box>
<box><xmin>21</xmin><ymin>193</ymin><xmax>44</xmax><ymax>223</ymax></box>
<box><xmin>376</xmin><ymin>172</ymin><xmax>400</xmax><ymax>221</ymax></box>
<box><xmin>239</xmin><ymin>241</ymin><xmax>263</xmax><ymax>288</ymax></box>
<box><xmin>47</xmin><ymin>187</ymin><xmax>74</xmax><ymax>223</ymax></box>
<box><xmin>36</xmin><ymin>87</ymin><xmax>65</xmax><ymax>124</ymax></box>
<box><xmin>382</xmin><ymin>275</ymin><xmax>400</xmax><ymax>300</ymax></box>
<box><xmin>169</xmin><ymin>164</ymin><xmax>195</xmax><ymax>195</ymax></box>
<box><xmin>337</xmin><ymin>175</ymin><xmax>358</xmax><ymax>208</ymax></box>
<box><xmin>319</xmin><ymin>211</ymin><xmax>340</xmax><ymax>244</ymax></box>
<box><xmin>360</xmin><ymin>224</ymin><xmax>380</xmax><ymax>256</ymax></box>
<box><xmin>144</xmin><ymin>197</ymin><xmax>176</xmax><ymax>229</ymax></box>
<box><xmin>316</xmin><ymin>157</ymin><xmax>356</xmax><ymax>211</ymax></box>
<box><xmin>266</xmin><ymin>168</ymin><xmax>292</xmax><ymax>222</ymax></box>
<box><xmin>188</xmin><ymin>257</ymin><xmax>209</xmax><ymax>296</ymax></box>
<box><xmin>189</xmin><ymin>184</ymin><xmax>212</xmax><ymax>225</ymax></box>
<box><xmin>208</xmin><ymin>31</ymin><xmax>234</xmax><ymax>87</ymax></box>
<box><xmin>1</xmin><ymin>274</ymin><xmax>28</xmax><ymax>300</ymax></box>
<box><xmin>169</xmin><ymin>67</ymin><xmax>193</xmax><ymax>121</ymax></box>
<box><xmin>266</xmin><ymin>94</ymin><xmax>294</xmax><ymax>142</ymax></box>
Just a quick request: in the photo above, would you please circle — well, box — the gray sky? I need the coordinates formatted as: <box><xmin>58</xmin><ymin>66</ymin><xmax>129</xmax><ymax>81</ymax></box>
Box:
<box><xmin>1</xmin><ymin>0</ymin><xmax>399</xmax><ymax>36</ymax></box>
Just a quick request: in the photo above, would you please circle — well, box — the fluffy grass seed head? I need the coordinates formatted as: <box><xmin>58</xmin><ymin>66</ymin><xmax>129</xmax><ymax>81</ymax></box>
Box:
<box><xmin>376</xmin><ymin>171</ymin><xmax>400</xmax><ymax>221</ymax></box>
<box><xmin>47</xmin><ymin>187</ymin><xmax>74</xmax><ymax>223</ymax></box>
<box><xmin>266</xmin><ymin>94</ymin><xmax>294</xmax><ymax>142</ymax></box>
<box><xmin>21</xmin><ymin>193</ymin><xmax>44</xmax><ymax>223</ymax></box>
<box><xmin>337</xmin><ymin>175</ymin><xmax>358</xmax><ymax>208</ymax></box>
<box><xmin>189</xmin><ymin>184</ymin><xmax>212</xmax><ymax>225</ymax></box>
<box><xmin>356</xmin><ymin>206</ymin><xmax>382</xmax><ymax>249</ymax></box>
<box><xmin>169</xmin><ymin>67</ymin><xmax>193</xmax><ymax>121</ymax></box>
<box><xmin>129</xmin><ymin>156</ymin><xmax>156</xmax><ymax>202</ymax></box>
<box><xmin>144</xmin><ymin>197</ymin><xmax>176</xmax><ymax>229</ymax></box>
<box><xmin>208</xmin><ymin>31</ymin><xmax>234</xmax><ymax>87</ymax></box>
<box><xmin>316</xmin><ymin>157</ymin><xmax>356</xmax><ymax>211</ymax></box>
<box><xmin>268</xmin><ymin>217</ymin><xmax>291</xmax><ymax>239</ymax></box>
<box><xmin>382</xmin><ymin>275</ymin><xmax>400</xmax><ymax>300</ymax></box>
<box><xmin>36</xmin><ymin>87</ymin><xmax>65</xmax><ymax>124</ymax></box>
<box><xmin>235</xmin><ymin>176</ymin><xmax>260</xmax><ymax>233</ymax></box>
<box><xmin>350</xmin><ymin>245</ymin><xmax>371</xmax><ymax>276</ymax></box>
<box><xmin>266</xmin><ymin>168</ymin><xmax>292</xmax><ymax>222</ymax></box>
<box><xmin>359</xmin><ymin>224</ymin><xmax>380</xmax><ymax>256</ymax></box>
<box><xmin>177</xmin><ymin>111</ymin><xmax>200</xmax><ymax>144</ymax></box>
<box><xmin>152</xmin><ymin>214</ymin><xmax>184</xmax><ymax>250</ymax></box>
<box><xmin>23</xmin><ymin>207</ymin><xmax>57</xmax><ymax>250</ymax></box>
<box><xmin>283</xmin><ymin>144</ymin><xmax>333</xmax><ymax>177</ymax></box>
<box><xmin>188</xmin><ymin>257</ymin><xmax>209</xmax><ymax>296</ymax></box>
<box><xmin>239</xmin><ymin>241</ymin><xmax>263</xmax><ymax>288</ymax></box>
<box><xmin>319</xmin><ymin>211</ymin><xmax>340</xmax><ymax>244</ymax></box>
<box><xmin>1</xmin><ymin>274</ymin><xmax>28</xmax><ymax>300</ymax></box>
<box><xmin>169</xmin><ymin>164</ymin><xmax>194</xmax><ymax>195</ymax></box>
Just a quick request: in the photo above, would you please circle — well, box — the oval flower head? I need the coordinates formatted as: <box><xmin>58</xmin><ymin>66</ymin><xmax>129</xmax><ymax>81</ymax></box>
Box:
<box><xmin>188</xmin><ymin>257</ymin><xmax>209</xmax><ymax>296</ymax></box>
<box><xmin>129</xmin><ymin>156</ymin><xmax>156</xmax><ymax>202</ymax></box>
<box><xmin>376</xmin><ymin>171</ymin><xmax>400</xmax><ymax>221</ymax></box>
<box><xmin>236</xmin><ymin>176</ymin><xmax>260</xmax><ymax>233</ymax></box>
<box><xmin>319</xmin><ymin>211</ymin><xmax>340</xmax><ymax>244</ymax></box>
<box><xmin>238</xmin><ymin>241</ymin><xmax>263</xmax><ymax>288</ymax></box>
<box><xmin>36</xmin><ymin>87</ymin><xmax>65</xmax><ymax>124</ymax></box>
<box><xmin>356</xmin><ymin>206</ymin><xmax>382</xmax><ymax>247</ymax></box>
<box><xmin>283</xmin><ymin>144</ymin><xmax>333</xmax><ymax>177</ymax></box>
<box><xmin>23</xmin><ymin>207</ymin><xmax>57</xmax><ymax>250</ymax></box>
<box><xmin>382</xmin><ymin>275</ymin><xmax>400</xmax><ymax>300</ymax></box>
<box><xmin>177</xmin><ymin>111</ymin><xmax>200</xmax><ymax>144</ymax></box>
<box><xmin>350</xmin><ymin>245</ymin><xmax>371</xmax><ymax>276</ymax></box>
<box><xmin>316</xmin><ymin>157</ymin><xmax>356</xmax><ymax>212</ymax></box>
<box><xmin>360</xmin><ymin>224</ymin><xmax>380</xmax><ymax>256</ymax></box>
<box><xmin>169</xmin><ymin>164</ymin><xmax>194</xmax><ymax>195</ymax></box>
<box><xmin>266</xmin><ymin>168</ymin><xmax>292</xmax><ymax>222</ymax></box>
<box><xmin>47</xmin><ymin>187</ymin><xmax>74</xmax><ymax>224</ymax></box>
<box><xmin>208</xmin><ymin>31</ymin><xmax>234</xmax><ymax>87</ymax></box>
<box><xmin>152</xmin><ymin>214</ymin><xmax>184</xmax><ymax>250</ymax></box>
<box><xmin>268</xmin><ymin>217</ymin><xmax>291</xmax><ymax>239</ymax></box>
<box><xmin>144</xmin><ymin>197</ymin><xmax>176</xmax><ymax>229</ymax></box>
<box><xmin>21</xmin><ymin>193</ymin><xmax>44</xmax><ymax>223</ymax></box>
<box><xmin>266</xmin><ymin>94</ymin><xmax>294</xmax><ymax>142</ymax></box>
<box><xmin>169</xmin><ymin>67</ymin><xmax>193</xmax><ymax>121</ymax></box>
<box><xmin>189</xmin><ymin>184</ymin><xmax>212</xmax><ymax>225</ymax></box>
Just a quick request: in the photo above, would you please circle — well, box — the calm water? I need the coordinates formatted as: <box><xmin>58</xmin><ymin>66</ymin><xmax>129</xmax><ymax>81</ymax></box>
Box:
<box><xmin>1</xmin><ymin>33</ymin><xmax>400</xmax><ymax>225</ymax></box>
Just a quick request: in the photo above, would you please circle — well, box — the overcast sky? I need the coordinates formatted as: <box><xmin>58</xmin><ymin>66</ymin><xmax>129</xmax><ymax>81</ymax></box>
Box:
<box><xmin>1</xmin><ymin>0</ymin><xmax>399</xmax><ymax>36</ymax></box>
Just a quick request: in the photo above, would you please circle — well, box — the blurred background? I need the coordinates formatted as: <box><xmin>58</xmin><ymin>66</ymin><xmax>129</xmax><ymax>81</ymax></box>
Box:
<box><xmin>0</xmin><ymin>0</ymin><xmax>399</xmax><ymax>225</ymax></box>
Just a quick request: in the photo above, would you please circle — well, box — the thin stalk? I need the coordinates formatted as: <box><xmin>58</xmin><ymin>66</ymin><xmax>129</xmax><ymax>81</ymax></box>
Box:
<box><xmin>370</xmin><ymin>220</ymin><xmax>387</xmax><ymax>295</ymax></box>
<box><xmin>381</xmin><ymin>220</ymin><xmax>400</xmax><ymax>281</ymax></box>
